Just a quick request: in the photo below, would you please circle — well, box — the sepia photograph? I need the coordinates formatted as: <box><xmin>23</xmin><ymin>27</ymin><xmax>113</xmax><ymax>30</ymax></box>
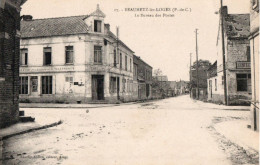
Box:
<box><xmin>0</xmin><ymin>0</ymin><xmax>259</xmax><ymax>164</ymax></box>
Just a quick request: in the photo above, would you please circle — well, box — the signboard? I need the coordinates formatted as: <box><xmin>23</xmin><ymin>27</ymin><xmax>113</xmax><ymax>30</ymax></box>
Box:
<box><xmin>236</xmin><ymin>61</ymin><xmax>251</xmax><ymax>69</ymax></box>
<box><xmin>20</xmin><ymin>66</ymin><xmax>75</xmax><ymax>73</ymax></box>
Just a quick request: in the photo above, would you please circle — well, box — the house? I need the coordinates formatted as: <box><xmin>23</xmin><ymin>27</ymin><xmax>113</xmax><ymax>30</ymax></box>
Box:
<box><xmin>249</xmin><ymin>0</ymin><xmax>259</xmax><ymax>131</ymax></box>
<box><xmin>133</xmin><ymin>55</ymin><xmax>153</xmax><ymax>101</ymax></box>
<box><xmin>190</xmin><ymin>60</ymin><xmax>210</xmax><ymax>100</ymax></box>
<box><xmin>212</xmin><ymin>6</ymin><xmax>251</xmax><ymax>105</ymax></box>
<box><xmin>0</xmin><ymin>0</ymin><xmax>27</xmax><ymax>128</ymax></box>
<box><xmin>19</xmin><ymin>5</ymin><xmax>135</xmax><ymax>104</ymax></box>
<box><xmin>207</xmin><ymin>61</ymin><xmax>217</xmax><ymax>101</ymax></box>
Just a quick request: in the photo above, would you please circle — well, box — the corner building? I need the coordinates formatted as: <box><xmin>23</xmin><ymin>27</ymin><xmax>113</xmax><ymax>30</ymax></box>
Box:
<box><xmin>19</xmin><ymin>5</ymin><xmax>135</xmax><ymax>103</ymax></box>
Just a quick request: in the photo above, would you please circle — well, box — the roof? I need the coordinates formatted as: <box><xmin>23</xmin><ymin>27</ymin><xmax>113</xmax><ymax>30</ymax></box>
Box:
<box><xmin>153</xmin><ymin>76</ymin><xmax>168</xmax><ymax>82</ymax></box>
<box><xmin>21</xmin><ymin>15</ymin><xmax>89</xmax><ymax>38</ymax></box>
<box><xmin>224</xmin><ymin>14</ymin><xmax>250</xmax><ymax>38</ymax></box>
<box><xmin>133</xmin><ymin>55</ymin><xmax>152</xmax><ymax>69</ymax></box>
<box><xmin>107</xmin><ymin>31</ymin><xmax>135</xmax><ymax>53</ymax></box>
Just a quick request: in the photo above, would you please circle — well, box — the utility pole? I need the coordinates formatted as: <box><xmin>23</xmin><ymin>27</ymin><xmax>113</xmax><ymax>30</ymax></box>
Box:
<box><xmin>220</xmin><ymin>0</ymin><xmax>228</xmax><ymax>105</ymax></box>
<box><xmin>116</xmin><ymin>26</ymin><xmax>120</xmax><ymax>100</ymax></box>
<box><xmin>190</xmin><ymin>53</ymin><xmax>192</xmax><ymax>98</ymax></box>
<box><xmin>195</xmin><ymin>29</ymin><xmax>199</xmax><ymax>100</ymax></box>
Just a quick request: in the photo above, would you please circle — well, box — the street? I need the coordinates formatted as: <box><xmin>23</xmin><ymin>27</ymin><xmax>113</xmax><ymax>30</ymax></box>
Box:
<box><xmin>2</xmin><ymin>95</ymin><xmax>259</xmax><ymax>165</ymax></box>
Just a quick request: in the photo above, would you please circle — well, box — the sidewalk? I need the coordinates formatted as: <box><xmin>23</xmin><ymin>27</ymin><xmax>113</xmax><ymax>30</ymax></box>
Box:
<box><xmin>214</xmin><ymin>120</ymin><xmax>259</xmax><ymax>152</ymax></box>
<box><xmin>0</xmin><ymin>115</ymin><xmax>62</xmax><ymax>140</ymax></box>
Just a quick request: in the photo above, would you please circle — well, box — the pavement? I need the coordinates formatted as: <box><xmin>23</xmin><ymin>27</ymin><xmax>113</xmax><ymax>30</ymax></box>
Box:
<box><xmin>0</xmin><ymin>113</ymin><xmax>62</xmax><ymax>140</ymax></box>
<box><xmin>1</xmin><ymin>95</ymin><xmax>258</xmax><ymax>165</ymax></box>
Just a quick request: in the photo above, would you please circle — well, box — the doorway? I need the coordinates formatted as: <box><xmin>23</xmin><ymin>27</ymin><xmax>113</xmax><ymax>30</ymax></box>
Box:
<box><xmin>30</xmin><ymin>76</ymin><xmax>38</xmax><ymax>96</ymax></box>
<box><xmin>92</xmin><ymin>75</ymin><xmax>104</xmax><ymax>100</ymax></box>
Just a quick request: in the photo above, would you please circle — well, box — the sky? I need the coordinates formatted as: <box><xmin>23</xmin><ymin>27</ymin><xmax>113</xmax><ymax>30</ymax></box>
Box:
<box><xmin>21</xmin><ymin>0</ymin><xmax>250</xmax><ymax>81</ymax></box>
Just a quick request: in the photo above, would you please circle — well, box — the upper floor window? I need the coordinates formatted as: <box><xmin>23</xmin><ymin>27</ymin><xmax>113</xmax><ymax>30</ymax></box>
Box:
<box><xmin>246</xmin><ymin>46</ymin><xmax>250</xmax><ymax>62</ymax></box>
<box><xmin>120</xmin><ymin>53</ymin><xmax>122</xmax><ymax>69</ymax></box>
<box><xmin>130</xmin><ymin>58</ymin><xmax>132</xmax><ymax>72</ymax></box>
<box><xmin>94</xmin><ymin>46</ymin><xmax>102</xmax><ymax>63</ymax></box>
<box><xmin>94</xmin><ymin>20</ymin><xmax>102</xmax><ymax>32</ymax></box>
<box><xmin>65</xmin><ymin>46</ymin><xmax>74</xmax><ymax>64</ymax></box>
<box><xmin>20</xmin><ymin>49</ymin><xmax>28</xmax><ymax>65</ymax></box>
<box><xmin>43</xmin><ymin>47</ymin><xmax>52</xmax><ymax>65</ymax></box>
<box><xmin>114</xmin><ymin>49</ymin><xmax>117</xmax><ymax>67</ymax></box>
<box><xmin>125</xmin><ymin>55</ymin><xmax>127</xmax><ymax>71</ymax></box>
<box><xmin>134</xmin><ymin>64</ymin><xmax>137</xmax><ymax>77</ymax></box>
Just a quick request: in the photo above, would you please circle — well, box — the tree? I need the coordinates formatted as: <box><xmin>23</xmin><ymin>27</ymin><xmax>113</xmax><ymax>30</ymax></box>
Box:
<box><xmin>153</xmin><ymin>68</ymin><xmax>163</xmax><ymax>76</ymax></box>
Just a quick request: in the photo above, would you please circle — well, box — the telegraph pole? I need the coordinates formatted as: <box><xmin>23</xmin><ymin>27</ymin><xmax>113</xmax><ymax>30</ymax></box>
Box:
<box><xmin>190</xmin><ymin>53</ymin><xmax>192</xmax><ymax>98</ymax></box>
<box><xmin>220</xmin><ymin>0</ymin><xmax>228</xmax><ymax>105</ymax></box>
<box><xmin>195</xmin><ymin>29</ymin><xmax>199</xmax><ymax>100</ymax></box>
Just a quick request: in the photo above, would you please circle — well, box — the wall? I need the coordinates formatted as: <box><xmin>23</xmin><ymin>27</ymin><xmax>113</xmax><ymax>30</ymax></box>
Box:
<box><xmin>249</xmin><ymin>0</ymin><xmax>259</xmax><ymax>131</ymax></box>
<box><xmin>0</xmin><ymin>5</ymin><xmax>20</xmax><ymax>128</ymax></box>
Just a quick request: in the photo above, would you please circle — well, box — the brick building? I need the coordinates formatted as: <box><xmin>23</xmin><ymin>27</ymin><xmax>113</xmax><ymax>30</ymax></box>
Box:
<box><xmin>0</xmin><ymin>0</ymin><xmax>27</xmax><ymax>128</ymax></box>
<box><xmin>19</xmin><ymin>5</ymin><xmax>135</xmax><ymax>104</ymax></box>
<box><xmin>211</xmin><ymin>6</ymin><xmax>251</xmax><ymax>105</ymax></box>
<box><xmin>249</xmin><ymin>0</ymin><xmax>259</xmax><ymax>131</ymax></box>
<box><xmin>133</xmin><ymin>55</ymin><xmax>152</xmax><ymax>101</ymax></box>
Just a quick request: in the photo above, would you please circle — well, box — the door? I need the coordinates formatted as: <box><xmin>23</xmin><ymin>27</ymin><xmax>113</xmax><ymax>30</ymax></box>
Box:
<box><xmin>30</xmin><ymin>76</ymin><xmax>38</xmax><ymax>96</ymax></box>
<box><xmin>92</xmin><ymin>75</ymin><xmax>104</xmax><ymax>100</ymax></box>
<box><xmin>209</xmin><ymin>80</ymin><xmax>212</xmax><ymax>99</ymax></box>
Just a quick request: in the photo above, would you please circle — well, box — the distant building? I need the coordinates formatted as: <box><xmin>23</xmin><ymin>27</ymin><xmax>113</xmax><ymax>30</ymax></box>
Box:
<box><xmin>152</xmin><ymin>75</ymin><xmax>170</xmax><ymax>98</ymax></box>
<box><xmin>212</xmin><ymin>6</ymin><xmax>251</xmax><ymax>105</ymax></box>
<box><xmin>207</xmin><ymin>61</ymin><xmax>217</xmax><ymax>101</ymax></box>
<box><xmin>19</xmin><ymin>5</ymin><xmax>135</xmax><ymax>104</ymax></box>
<box><xmin>190</xmin><ymin>60</ymin><xmax>210</xmax><ymax>100</ymax></box>
<box><xmin>249</xmin><ymin>0</ymin><xmax>259</xmax><ymax>131</ymax></box>
<box><xmin>0</xmin><ymin>0</ymin><xmax>27</xmax><ymax>128</ymax></box>
<box><xmin>133</xmin><ymin>55</ymin><xmax>153</xmax><ymax>100</ymax></box>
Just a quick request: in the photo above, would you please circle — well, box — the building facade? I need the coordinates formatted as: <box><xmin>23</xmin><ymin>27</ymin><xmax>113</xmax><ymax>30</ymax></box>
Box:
<box><xmin>211</xmin><ymin>6</ymin><xmax>251</xmax><ymax>105</ymax></box>
<box><xmin>19</xmin><ymin>5</ymin><xmax>135</xmax><ymax>104</ymax></box>
<box><xmin>249</xmin><ymin>0</ymin><xmax>259</xmax><ymax>131</ymax></box>
<box><xmin>0</xmin><ymin>0</ymin><xmax>27</xmax><ymax>128</ymax></box>
<box><xmin>133</xmin><ymin>55</ymin><xmax>152</xmax><ymax>101</ymax></box>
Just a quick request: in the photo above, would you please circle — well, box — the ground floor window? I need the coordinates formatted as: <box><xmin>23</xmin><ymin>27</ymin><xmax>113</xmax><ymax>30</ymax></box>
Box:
<box><xmin>110</xmin><ymin>77</ymin><xmax>117</xmax><ymax>93</ymax></box>
<box><xmin>19</xmin><ymin>76</ymin><xmax>28</xmax><ymax>94</ymax></box>
<box><xmin>237</xmin><ymin>74</ymin><xmax>251</xmax><ymax>92</ymax></box>
<box><xmin>42</xmin><ymin>76</ymin><xmax>52</xmax><ymax>94</ymax></box>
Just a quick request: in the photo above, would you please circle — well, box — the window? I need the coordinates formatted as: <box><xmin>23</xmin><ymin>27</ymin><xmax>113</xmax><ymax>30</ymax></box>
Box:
<box><xmin>125</xmin><ymin>55</ymin><xmax>127</xmax><ymax>71</ymax></box>
<box><xmin>94</xmin><ymin>20</ymin><xmax>102</xmax><ymax>32</ymax></box>
<box><xmin>215</xmin><ymin>79</ymin><xmax>217</xmax><ymax>91</ymax></box>
<box><xmin>134</xmin><ymin>64</ymin><xmax>138</xmax><ymax>77</ymax></box>
<box><xmin>114</xmin><ymin>49</ymin><xmax>117</xmax><ymax>67</ymax></box>
<box><xmin>120</xmin><ymin>53</ymin><xmax>122</xmax><ymax>69</ymax></box>
<box><xmin>246</xmin><ymin>46</ymin><xmax>250</xmax><ymax>62</ymax></box>
<box><xmin>222</xmin><ymin>76</ymin><xmax>224</xmax><ymax>85</ymax></box>
<box><xmin>20</xmin><ymin>49</ymin><xmax>28</xmax><ymax>65</ymax></box>
<box><xmin>110</xmin><ymin>77</ymin><xmax>117</xmax><ymax>93</ymax></box>
<box><xmin>19</xmin><ymin>76</ymin><xmax>28</xmax><ymax>94</ymax></box>
<box><xmin>65</xmin><ymin>46</ymin><xmax>73</xmax><ymax>64</ymax></box>
<box><xmin>42</xmin><ymin>76</ymin><xmax>52</xmax><ymax>94</ymax></box>
<box><xmin>94</xmin><ymin>46</ymin><xmax>102</xmax><ymax>63</ymax></box>
<box><xmin>237</xmin><ymin>74</ymin><xmax>251</xmax><ymax>92</ymax></box>
<box><xmin>122</xmin><ymin>78</ymin><xmax>126</xmax><ymax>92</ymax></box>
<box><xmin>130</xmin><ymin>58</ymin><xmax>132</xmax><ymax>72</ymax></box>
<box><xmin>43</xmin><ymin>47</ymin><xmax>51</xmax><ymax>65</ymax></box>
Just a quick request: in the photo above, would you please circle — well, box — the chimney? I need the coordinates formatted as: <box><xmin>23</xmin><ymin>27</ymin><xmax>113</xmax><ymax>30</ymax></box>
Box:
<box><xmin>221</xmin><ymin>6</ymin><xmax>228</xmax><ymax>16</ymax></box>
<box><xmin>105</xmin><ymin>24</ymin><xmax>110</xmax><ymax>31</ymax></box>
<box><xmin>22</xmin><ymin>15</ymin><xmax>33</xmax><ymax>21</ymax></box>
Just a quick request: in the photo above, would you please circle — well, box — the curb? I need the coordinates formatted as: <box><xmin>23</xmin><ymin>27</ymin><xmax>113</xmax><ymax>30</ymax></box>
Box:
<box><xmin>0</xmin><ymin>120</ymin><xmax>63</xmax><ymax>141</ymax></box>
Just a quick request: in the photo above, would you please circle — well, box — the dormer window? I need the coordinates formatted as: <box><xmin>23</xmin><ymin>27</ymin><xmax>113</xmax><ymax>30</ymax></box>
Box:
<box><xmin>94</xmin><ymin>20</ymin><xmax>102</xmax><ymax>32</ymax></box>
